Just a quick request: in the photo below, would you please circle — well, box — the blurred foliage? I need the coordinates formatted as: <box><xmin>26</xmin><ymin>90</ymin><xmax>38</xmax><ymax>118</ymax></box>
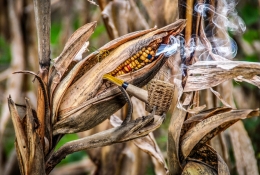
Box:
<box><xmin>0</xmin><ymin>36</ymin><xmax>11</xmax><ymax>67</ymax></box>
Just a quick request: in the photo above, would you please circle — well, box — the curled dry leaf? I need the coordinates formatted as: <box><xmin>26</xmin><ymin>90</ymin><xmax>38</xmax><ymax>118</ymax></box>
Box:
<box><xmin>167</xmin><ymin>107</ymin><xmax>187</xmax><ymax>175</ymax></box>
<box><xmin>184</xmin><ymin>61</ymin><xmax>260</xmax><ymax>92</ymax></box>
<box><xmin>133</xmin><ymin>134</ymin><xmax>168</xmax><ymax>174</ymax></box>
<box><xmin>8</xmin><ymin>97</ymin><xmax>28</xmax><ymax>172</ymax></box>
<box><xmin>182</xmin><ymin>161</ymin><xmax>217</xmax><ymax>175</ymax></box>
<box><xmin>8</xmin><ymin>97</ymin><xmax>45</xmax><ymax>175</ymax></box>
<box><xmin>181</xmin><ymin>109</ymin><xmax>260</xmax><ymax>159</ymax></box>
<box><xmin>184</xmin><ymin>107</ymin><xmax>232</xmax><ymax>125</ymax></box>
<box><xmin>110</xmin><ymin>115</ymin><xmax>168</xmax><ymax>173</ymax></box>
<box><xmin>183</xmin><ymin>144</ymin><xmax>229</xmax><ymax>175</ymax></box>
<box><xmin>49</xmin><ymin>21</ymin><xmax>97</xmax><ymax>97</ymax></box>
<box><xmin>217</xmin><ymin>154</ymin><xmax>230</xmax><ymax>175</ymax></box>
<box><xmin>52</xmin><ymin>20</ymin><xmax>186</xmax><ymax>134</ymax></box>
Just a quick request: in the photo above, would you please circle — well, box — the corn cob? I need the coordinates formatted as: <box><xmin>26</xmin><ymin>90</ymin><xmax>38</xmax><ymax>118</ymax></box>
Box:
<box><xmin>110</xmin><ymin>43</ymin><xmax>158</xmax><ymax>76</ymax></box>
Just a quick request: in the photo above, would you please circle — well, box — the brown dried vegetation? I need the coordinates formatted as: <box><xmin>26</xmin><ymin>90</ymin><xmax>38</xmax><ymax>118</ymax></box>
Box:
<box><xmin>1</xmin><ymin>0</ymin><xmax>260</xmax><ymax>175</ymax></box>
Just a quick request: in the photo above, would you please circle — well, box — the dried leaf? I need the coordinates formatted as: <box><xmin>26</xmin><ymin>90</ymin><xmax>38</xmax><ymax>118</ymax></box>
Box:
<box><xmin>181</xmin><ymin>109</ymin><xmax>259</xmax><ymax>159</ymax></box>
<box><xmin>210</xmin><ymin>133</ymin><xmax>230</xmax><ymax>167</ymax></box>
<box><xmin>51</xmin><ymin>60</ymin><xmax>87</xmax><ymax>123</ymax></box>
<box><xmin>110</xmin><ymin>114</ymin><xmax>167</xmax><ymax>173</ymax></box>
<box><xmin>133</xmin><ymin>133</ymin><xmax>168</xmax><ymax>173</ymax></box>
<box><xmin>217</xmin><ymin>154</ymin><xmax>230</xmax><ymax>175</ymax></box>
<box><xmin>184</xmin><ymin>107</ymin><xmax>232</xmax><ymax>125</ymax></box>
<box><xmin>25</xmin><ymin>98</ymin><xmax>45</xmax><ymax>175</ymax></box>
<box><xmin>167</xmin><ymin>107</ymin><xmax>187</xmax><ymax>175</ymax></box>
<box><xmin>210</xmin><ymin>88</ymin><xmax>231</xmax><ymax>108</ymax></box>
<box><xmin>54</xmin><ymin>21</ymin><xmax>97</xmax><ymax>73</ymax></box>
<box><xmin>229</xmin><ymin>121</ymin><xmax>259</xmax><ymax>175</ymax></box>
<box><xmin>13</xmin><ymin>70</ymin><xmax>51</xmax><ymax>146</ymax></box>
<box><xmin>49</xmin><ymin>159</ymin><xmax>96</xmax><ymax>175</ymax></box>
<box><xmin>47</xmin><ymin>114</ymin><xmax>164</xmax><ymax>173</ymax></box>
<box><xmin>184</xmin><ymin>61</ymin><xmax>260</xmax><ymax>92</ymax></box>
<box><xmin>182</xmin><ymin>161</ymin><xmax>217</xmax><ymax>175</ymax></box>
<box><xmin>50</xmin><ymin>21</ymin><xmax>97</xmax><ymax>95</ymax></box>
<box><xmin>8</xmin><ymin>96</ymin><xmax>29</xmax><ymax>171</ymax></box>
<box><xmin>188</xmin><ymin>144</ymin><xmax>218</xmax><ymax>171</ymax></box>
<box><xmin>187</xmin><ymin>104</ymin><xmax>206</xmax><ymax>114</ymax></box>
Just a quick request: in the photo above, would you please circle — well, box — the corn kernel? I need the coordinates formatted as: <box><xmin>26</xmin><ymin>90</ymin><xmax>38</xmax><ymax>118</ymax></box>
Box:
<box><xmin>140</xmin><ymin>55</ymin><xmax>146</xmax><ymax>61</ymax></box>
<box><xmin>124</xmin><ymin>66</ymin><xmax>129</xmax><ymax>72</ymax></box>
<box><xmin>130</xmin><ymin>61</ymin><xmax>136</xmax><ymax>67</ymax></box>
<box><xmin>129</xmin><ymin>63</ymin><xmax>134</xmax><ymax>68</ymax></box>
<box><xmin>142</xmin><ymin>52</ymin><xmax>148</xmax><ymax>57</ymax></box>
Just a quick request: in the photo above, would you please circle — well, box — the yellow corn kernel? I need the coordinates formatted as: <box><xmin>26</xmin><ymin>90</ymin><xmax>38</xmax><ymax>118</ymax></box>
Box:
<box><xmin>138</xmin><ymin>51</ymin><xmax>142</xmax><ymax>55</ymax></box>
<box><xmin>148</xmin><ymin>47</ymin><xmax>152</xmax><ymax>51</ymax></box>
<box><xmin>124</xmin><ymin>66</ymin><xmax>129</xmax><ymax>72</ymax></box>
<box><xmin>150</xmin><ymin>50</ymin><xmax>155</xmax><ymax>56</ymax></box>
<box><xmin>142</xmin><ymin>52</ymin><xmax>148</xmax><ymax>57</ymax></box>
<box><xmin>129</xmin><ymin>63</ymin><xmax>134</xmax><ymax>68</ymax></box>
<box><xmin>137</xmin><ymin>64</ymin><xmax>142</xmax><ymax>68</ymax></box>
<box><xmin>135</xmin><ymin>60</ymin><xmax>140</xmax><ymax>65</ymax></box>
<box><xmin>140</xmin><ymin>55</ymin><xmax>146</xmax><ymax>61</ymax></box>
<box><xmin>144</xmin><ymin>59</ymin><xmax>149</xmax><ymax>63</ymax></box>
<box><xmin>141</xmin><ymin>62</ymin><xmax>145</xmax><ymax>66</ymax></box>
<box><xmin>136</xmin><ymin>53</ymin><xmax>140</xmax><ymax>57</ymax></box>
<box><xmin>142</xmin><ymin>48</ymin><xmax>145</xmax><ymax>52</ymax></box>
<box><xmin>145</xmin><ymin>50</ymin><xmax>150</xmax><ymax>54</ymax></box>
<box><xmin>130</xmin><ymin>61</ymin><xmax>136</xmax><ymax>67</ymax></box>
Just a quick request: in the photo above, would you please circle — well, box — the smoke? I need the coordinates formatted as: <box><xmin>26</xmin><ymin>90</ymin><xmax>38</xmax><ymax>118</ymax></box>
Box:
<box><xmin>157</xmin><ymin>0</ymin><xmax>246</xmax><ymax>82</ymax></box>
<box><xmin>160</xmin><ymin>0</ymin><xmax>245</xmax><ymax>61</ymax></box>
<box><xmin>194</xmin><ymin>0</ymin><xmax>246</xmax><ymax>60</ymax></box>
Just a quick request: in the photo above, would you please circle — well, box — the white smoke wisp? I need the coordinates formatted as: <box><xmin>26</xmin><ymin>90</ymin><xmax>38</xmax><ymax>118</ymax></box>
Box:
<box><xmin>194</xmin><ymin>0</ymin><xmax>246</xmax><ymax>60</ymax></box>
